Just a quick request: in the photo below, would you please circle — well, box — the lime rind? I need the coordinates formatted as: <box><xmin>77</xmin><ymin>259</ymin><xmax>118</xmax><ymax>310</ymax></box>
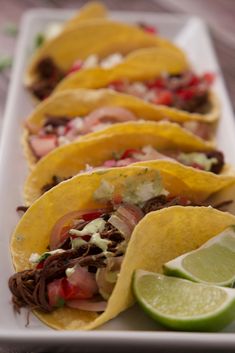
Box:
<box><xmin>164</xmin><ymin>226</ymin><xmax>235</xmax><ymax>287</ymax></box>
<box><xmin>133</xmin><ymin>270</ymin><xmax>235</xmax><ymax>331</ymax></box>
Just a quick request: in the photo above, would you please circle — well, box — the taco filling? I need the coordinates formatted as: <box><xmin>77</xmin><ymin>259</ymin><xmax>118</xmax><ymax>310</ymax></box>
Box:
<box><xmin>30</xmin><ymin>53</ymin><xmax>125</xmax><ymax>100</ymax></box>
<box><xmin>40</xmin><ymin>146</ymin><xmax>224</xmax><ymax>193</ymax></box>
<box><xmin>27</xmin><ymin>107</ymin><xmax>138</xmax><ymax>159</ymax></box>
<box><xmin>27</xmin><ymin>106</ymin><xmax>214</xmax><ymax>161</ymax></box>
<box><xmin>9</xmin><ymin>175</ymin><xmax>198</xmax><ymax>314</ymax></box>
<box><xmin>108</xmin><ymin>71</ymin><xmax>215</xmax><ymax>114</ymax></box>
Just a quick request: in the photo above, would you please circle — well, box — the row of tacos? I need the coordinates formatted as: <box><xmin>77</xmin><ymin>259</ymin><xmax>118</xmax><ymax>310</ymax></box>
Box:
<box><xmin>8</xmin><ymin>2</ymin><xmax>235</xmax><ymax>332</ymax></box>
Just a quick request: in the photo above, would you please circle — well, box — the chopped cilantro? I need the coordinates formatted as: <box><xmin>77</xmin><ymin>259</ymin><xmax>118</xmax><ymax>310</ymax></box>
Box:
<box><xmin>55</xmin><ymin>297</ymin><xmax>65</xmax><ymax>308</ymax></box>
<box><xmin>35</xmin><ymin>33</ymin><xmax>45</xmax><ymax>48</ymax></box>
<box><xmin>4</xmin><ymin>23</ymin><xmax>18</xmax><ymax>37</ymax></box>
<box><xmin>0</xmin><ymin>56</ymin><xmax>12</xmax><ymax>72</ymax></box>
<box><xmin>37</xmin><ymin>252</ymin><xmax>51</xmax><ymax>263</ymax></box>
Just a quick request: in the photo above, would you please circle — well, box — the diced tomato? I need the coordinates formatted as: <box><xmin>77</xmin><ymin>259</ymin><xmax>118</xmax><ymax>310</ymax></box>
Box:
<box><xmin>177</xmin><ymin>88</ymin><xmax>195</xmax><ymax>101</ymax></box>
<box><xmin>29</xmin><ymin>134</ymin><xmax>57</xmax><ymax>158</ymax></box>
<box><xmin>146</xmin><ymin>78</ymin><xmax>165</xmax><ymax>89</ymax></box>
<box><xmin>120</xmin><ymin>149</ymin><xmax>142</xmax><ymax>159</ymax></box>
<box><xmin>66</xmin><ymin>266</ymin><xmax>98</xmax><ymax>299</ymax></box>
<box><xmin>47</xmin><ymin>268</ymin><xmax>98</xmax><ymax>307</ymax></box>
<box><xmin>202</xmin><ymin>72</ymin><xmax>215</xmax><ymax>85</ymax></box>
<box><xmin>103</xmin><ymin>159</ymin><xmax>117</xmax><ymax>168</ymax></box>
<box><xmin>188</xmin><ymin>74</ymin><xmax>200</xmax><ymax>86</ymax></box>
<box><xmin>108</xmin><ymin>80</ymin><xmax>125</xmax><ymax>91</ymax></box>
<box><xmin>141</xmin><ymin>24</ymin><xmax>157</xmax><ymax>34</ymax></box>
<box><xmin>47</xmin><ymin>278</ymin><xmax>66</xmax><ymax>308</ymax></box>
<box><xmin>113</xmin><ymin>194</ymin><xmax>123</xmax><ymax>205</ymax></box>
<box><xmin>67</xmin><ymin>59</ymin><xmax>83</xmax><ymax>75</ymax></box>
<box><xmin>36</xmin><ymin>260</ymin><xmax>45</xmax><ymax>269</ymax></box>
<box><xmin>154</xmin><ymin>91</ymin><xmax>173</xmax><ymax>105</ymax></box>
<box><xmin>191</xmin><ymin>162</ymin><xmax>204</xmax><ymax>170</ymax></box>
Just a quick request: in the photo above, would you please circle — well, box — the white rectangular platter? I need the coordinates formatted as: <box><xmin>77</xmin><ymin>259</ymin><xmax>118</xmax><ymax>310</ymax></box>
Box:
<box><xmin>0</xmin><ymin>9</ymin><xmax>235</xmax><ymax>353</ymax></box>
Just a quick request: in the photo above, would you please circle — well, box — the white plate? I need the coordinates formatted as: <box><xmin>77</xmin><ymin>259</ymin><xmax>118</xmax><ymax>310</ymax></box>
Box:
<box><xmin>1</xmin><ymin>9</ymin><xmax>235</xmax><ymax>353</ymax></box>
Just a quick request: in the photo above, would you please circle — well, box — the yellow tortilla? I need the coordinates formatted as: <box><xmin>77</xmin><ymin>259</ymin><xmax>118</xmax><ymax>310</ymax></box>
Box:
<box><xmin>24</xmin><ymin>120</ymin><xmax>221</xmax><ymax>205</ymax></box>
<box><xmin>11</xmin><ymin>166</ymin><xmax>235</xmax><ymax>329</ymax></box>
<box><xmin>25</xmin><ymin>20</ymin><xmax>182</xmax><ymax>87</ymax></box>
<box><xmin>63</xmin><ymin>2</ymin><xmax>108</xmax><ymax>30</ymax></box>
<box><xmin>23</xmin><ymin>88</ymin><xmax>219</xmax><ymax>167</ymax></box>
<box><xmin>54</xmin><ymin>46</ymin><xmax>189</xmax><ymax>92</ymax></box>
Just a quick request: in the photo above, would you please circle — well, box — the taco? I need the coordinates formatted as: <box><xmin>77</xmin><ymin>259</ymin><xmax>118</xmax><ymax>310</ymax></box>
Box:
<box><xmin>54</xmin><ymin>47</ymin><xmax>218</xmax><ymax>123</ymax></box>
<box><xmin>24</xmin><ymin>121</ymin><xmax>228</xmax><ymax>205</ymax></box>
<box><xmin>23</xmin><ymin>89</ymin><xmax>218</xmax><ymax>167</ymax></box>
<box><xmin>25</xmin><ymin>19</ymin><xmax>184</xmax><ymax>100</ymax></box>
<box><xmin>9</xmin><ymin>166</ymin><xmax>235</xmax><ymax>330</ymax></box>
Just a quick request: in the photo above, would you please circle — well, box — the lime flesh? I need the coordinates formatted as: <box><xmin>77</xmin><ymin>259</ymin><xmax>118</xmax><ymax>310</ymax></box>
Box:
<box><xmin>133</xmin><ymin>270</ymin><xmax>235</xmax><ymax>331</ymax></box>
<box><xmin>164</xmin><ymin>226</ymin><xmax>235</xmax><ymax>286</ymax></box>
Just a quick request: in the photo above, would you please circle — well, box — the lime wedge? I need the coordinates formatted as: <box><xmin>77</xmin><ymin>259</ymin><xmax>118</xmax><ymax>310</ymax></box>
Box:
<box><xmin>133</xmin><ymin>270</ymin><xmax>235</xmax><ymax>331</ymax></box>
<box><xmin>164</xmin><ymin>225</ymin><xmax>235</xmax><ymax>286</ymax></box>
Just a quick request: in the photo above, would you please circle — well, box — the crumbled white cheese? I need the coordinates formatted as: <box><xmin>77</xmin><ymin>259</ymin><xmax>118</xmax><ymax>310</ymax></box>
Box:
<box><xmin>45</xmin><ymin>23</ymin><xmax>63</xmax><ymax>40</ymax></box>
<box><xmin>100</xmin><ymin>53</ymin><xmax>123</xmax><ymax>69</ymax></box>
<box><xmin>29</xmin><ymin>253</ymin><xmax>41</xmax><ymax>264</ymax></box>
<box><xmin>83</xmin><ymin>54</ymin><xmax>99</xmax><ymax>69</ymax></box>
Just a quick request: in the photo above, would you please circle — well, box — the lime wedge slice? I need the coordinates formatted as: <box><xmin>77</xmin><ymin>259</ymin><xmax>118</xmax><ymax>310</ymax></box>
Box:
<box><xmin>133</xmin><ymin>270</ymin><xmax>235</xmax><ymax>331</ymax></box>
<box><xmin>164</xmin><ymin>226</ymin><xmax>235</xmax><ymax>287</ymax></box>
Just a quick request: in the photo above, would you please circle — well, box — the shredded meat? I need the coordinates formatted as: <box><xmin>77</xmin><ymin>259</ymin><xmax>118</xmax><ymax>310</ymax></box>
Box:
<box><xmin>41</xmin><ymin>175</ymin><xmax>72</xmax><ymax>193</ymax></box>
<box><xmin>166</xmin><ymin>73</ymin><xmax>211</xmax><ymax>114</ymax></box>
<box><xmin>142</xmin><ymin>195</ymin><xmax>193</xmax><ymax>214</ymax></box>
<box><xmin>8</xmin><ymin>250</ymin><xmax>106</xmax><ymax>313</ymax></box>
<box><xmin>16</xmin><ymin>206</ymin><xmax>29</xmax><ymax>214</ymax></box>
<box><xmin>205</xmin><ymin>151</ymin><xmax>224</xmax><ymax>174</ymax></box>
<box><xmin>30</xmin><ymin>57</ymin><xmax>65</xmax><ymax>100</ymax></box>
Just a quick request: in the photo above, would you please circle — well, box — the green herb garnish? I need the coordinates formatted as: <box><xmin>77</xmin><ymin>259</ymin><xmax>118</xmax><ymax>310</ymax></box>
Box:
<box><xmin>35</xmin><ymin>33</ymin><xmax>45</xmax><ymax>48</ymax></box>
<box><xmin>55</xmin><ymin>297</ymin><xmax>65</xmax><ymax>308</ymax></box>
<box><xmin>0</xmin><ymin>56</ymin><xmax>12</xmax><ymax>72</ymax></box>
<box><xmin>4</xmin><ymin>23</ymin><xmax>18</xmax><ymax>37</ymax></box>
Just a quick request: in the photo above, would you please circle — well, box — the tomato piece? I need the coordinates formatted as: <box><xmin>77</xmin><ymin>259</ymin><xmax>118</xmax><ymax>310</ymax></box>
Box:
<box><xmin>47</xmin><ymin>278</ymin><xmax>66</xmax><ymax>308</ymax></box>
<box><xmin>177</xmin><ymin>88</ymin><xmax>195</xmax><ymax>101</ymax></box>
<box><xmin>36</xmin><ymin>260</ymin><xmax>45</xmax><ymax>269</ymax></box>
<box><xmin>189</xmin><ymin>75</ymin><xmax>200</xmax><ymax>86</ymax></box>
<box><xmin>67</xmin><ymin>59</ymin><xmax>83</xmax><ymax>75</ymax></box>
<box><xmin>154</xmin><ymin>91</ymin><xmax>173</xmax><ymax>105</ymax></box>
<box><xmin>108</xmin><ymin>80</ymin><xmax>125</xmax><ymax>91</ymax></box>
<box><xmin>29</xmin><ymin>134</ymin><xmax>58</xmax><ymax>158</ymax></box>
<box><xmin>146</xmin><ymin>78</ymin><xmax>165</xmax><ymax>89</ymax></box>
<box><xmin>140</xmin><ymin>24</ymin><xmax>157</xmax><ymax>34</ymax></box>
<box><xmin>203</xmin><ymin>72</ymin><xmax>215</xmax><ymax>85</ymax></box>
<box><xmin>120</xmin><ymin>149</ymin><xmax>142</xmax><ymax>159</ymax></box>
<box><xmin>191</xmin><ymin>162</ymin><xmax>204</xmax><ymax>170</ymax></box>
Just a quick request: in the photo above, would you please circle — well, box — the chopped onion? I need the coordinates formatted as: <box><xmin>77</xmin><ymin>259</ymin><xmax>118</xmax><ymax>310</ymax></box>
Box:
<box><xmin>67</xmin><ymin>266</ymin><xmax>98</xmax><ymax>297</ymax></box>
<box><xmin>108</xmin><ymin>213</ymin><xmax>132</xmax><ymax>240</ymax></box>
<box><xmin>116</xmin><ymin>204</ymin><xmax>144</xmax><ymax>229</ymax></box>
<box><xmin>66</xmin><ymin>299</ymin><xmax>107</xmax><ymax>312</ymax></box>
<box><xmin>82</xmin><ymin>107</ymin><xmax>137</xmax><ymax>134</ymax></box>
<box><xmin>50</xmin><ymin>208</ymin><xmax>109</xmax><ymax>250</ymax></box>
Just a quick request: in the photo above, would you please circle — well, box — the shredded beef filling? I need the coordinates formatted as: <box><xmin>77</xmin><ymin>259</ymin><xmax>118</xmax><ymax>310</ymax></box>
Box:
<box><xmin>142</xmin><ymin>195</ymin><xmax>193</xmax><ymax>214</ymax></box>
<box><xmin>9</xmin><ymin>250</ymin><xmax>107</xmax><ymax>313</ymax></box>
<box><xmin>41</xmin><ymin>175</ymin><xmax>72</xmax><ymax>193</ymax></box>
<box><xmin>204</xmin><ymin>151</ymin><xmax>224</xmax><ymax>174</ymax></box>
<box><xmin>30</xmin><ymin>57</ymin><xmax>65</xmax><ymax>100</ymax></box>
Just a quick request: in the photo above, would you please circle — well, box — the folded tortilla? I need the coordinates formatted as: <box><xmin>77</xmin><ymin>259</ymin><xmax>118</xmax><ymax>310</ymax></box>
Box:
<box><xmin>24</xmin><ymin>120</ymin><xmax>228</xmax><ymax>205</ymax></box>
<box><xmin>23</xmin><ymin>88</ymin><xmax>219</xmax><ymax>167</ymax></box>
<box><xmin>11</xmin><ymin>166</ymin><xmax>235</xmax><ymax>329</ymax></box>
<box><xmin>25</xmin><ymin>20</ymin><xmax>183</xmax><ymax>88</ymax></box>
